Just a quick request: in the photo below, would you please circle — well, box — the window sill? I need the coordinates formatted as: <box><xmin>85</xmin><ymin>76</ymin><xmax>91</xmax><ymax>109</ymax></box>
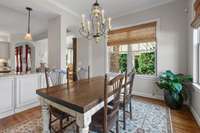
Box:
<box><xmin>108</xmin><ymin>72</ymin><xmax>157</xmax><ymax>79</ymax></box>
<box><xmin>192</xmin><ymin>83</ymin><xmax>200</xmax><ymax>93</ymax></box>
<box><xmin>135</xmin><ymin>74</ymin><xmax>157</xmax><ymax>80</ymax></box>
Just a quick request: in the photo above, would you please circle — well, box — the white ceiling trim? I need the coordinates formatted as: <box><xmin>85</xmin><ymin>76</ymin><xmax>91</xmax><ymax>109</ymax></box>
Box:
<box><xmin>47</xmin><ymin>0</ymin><xmax>79</xmax><ymax>18</ymax></box>
<box><xmin>47</xmin><ymin>0</ymin><xmax>175</xmax><ymax>19</ymax></box>
<box><xmin>112</xmin><ymin>0</ymin><xmax>175</xmax><ymax>19</ymax></box>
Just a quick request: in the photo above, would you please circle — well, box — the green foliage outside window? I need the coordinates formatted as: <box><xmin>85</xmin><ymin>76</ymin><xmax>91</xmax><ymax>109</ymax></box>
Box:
<box><xmin>119</xmin><ymin>54</ymin><xmax>127</xmax><ymax>73</ymax></box>
<box><xmin>135</xmin><ymin>52</ymin><xmax>155</xmax><ymax>75</ymax></box>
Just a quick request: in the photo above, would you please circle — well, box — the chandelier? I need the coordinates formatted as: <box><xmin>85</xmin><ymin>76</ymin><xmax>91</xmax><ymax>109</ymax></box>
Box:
<box><xmin>79</xmin><ymin>0</ymin><xmax>112</xmax><ymax>43</ymax></box>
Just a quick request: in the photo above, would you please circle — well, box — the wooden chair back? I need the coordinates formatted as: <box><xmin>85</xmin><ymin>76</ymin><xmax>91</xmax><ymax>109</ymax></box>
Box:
<box><xmin>77</xmin><ymin>66</ymin><xmax>90</xmax><ymax>80</ymax></box>
<box><xmin>45</xmin><ymin>69</ymin><xmax>65</xmax><ymax>88</ymax></box>
<box><xmin>103</xmin><ymin>74</ymin><xmax>124</xmax><ymax>133</ymax></box>
<box><xmin>123</xmin><ymin>71</ymin><xmax>135</xmax><ymax>102</ymax></box>
<box><xmin>127</xmin><ymin>71</ymin><xmax>135</xmax><ymax>95</ymax></box>
<box><xmin>66</xmin><ymin>67</ymin><xmax>68</xmax><ymax>83</ymax></box>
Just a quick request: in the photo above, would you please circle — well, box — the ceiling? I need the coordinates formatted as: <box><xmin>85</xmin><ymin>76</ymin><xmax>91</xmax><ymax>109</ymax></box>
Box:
<box><xmin>0</xmin><ymin>0</ymin><xmax>175</xmax><ymax>36</ymax></box>
<box><xmin>0</xmin><ymin>0</ymin><xmax>175</xmax><ymax>20</ymax></box>
<box><xmin>0</xmin><ymin>4</ymin><xmax>49</xmax><ymax>36</ymax></box>
<box><xmin>0</xmin><ymin>0</ymin><xmax>58</xmax><ymax>20</ymax></box>
<box><xmin>55</xmin><ymin>0</ymin><xmax>175</xmax><ymax>18</ymax></box>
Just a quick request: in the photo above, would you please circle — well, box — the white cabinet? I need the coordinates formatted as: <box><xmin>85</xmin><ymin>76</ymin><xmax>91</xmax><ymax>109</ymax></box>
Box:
<box><xmin>0</xmin><ymin>73</ymin><xmax>45</xmax><ymax>118</ymax></box>
<box><xmin>15</xmin><ymin>74</ymin><xmax>41</xmax><ymax>112</ymax></box>
<box><xmin>0</xmin><ymin>77</ymin><xmax>15</xmax><ymax>118</ymax></box>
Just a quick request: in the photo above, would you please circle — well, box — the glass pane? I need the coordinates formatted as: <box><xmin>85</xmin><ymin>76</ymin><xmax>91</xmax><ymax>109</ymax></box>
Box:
<box><xmin>131</xmin><ymin>44</ymin><xmax>139</xmax><ymax>51</ymax></box>
<box><xmin>133</xmin><ymin>51</ymin><xmax>156</xmax><ymax>75</ymax></box>
<box><xmin>119</xmin><ymin>45</ymin><xmax>128</xmax><ymax>52</ymax></box>
<box><xmin>108</xmin><ymin>42</ymin><xmax>156</xmax><ymax>75</ymax></box>
<box><xmin>119</xmin><ymin>53</ymin><xmax>127</xmax><ymax>73</ymax></box>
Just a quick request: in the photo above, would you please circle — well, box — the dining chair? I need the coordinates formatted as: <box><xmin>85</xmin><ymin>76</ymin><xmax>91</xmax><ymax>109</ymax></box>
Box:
<box><xmin>120</xmin><ymin>70</ymin><xmax>135</xmax><ymax>130</ymax></box>
<box><xmin>45</xmin><ymin>69</ymin><xmax>75</xmax><ymax>133</ymax></box>
<box><xmin>77</xmin><ymin>66</ymin><xmax>90</xmax><ymax>80</ymax></box>
<box><xmin>90</xmin><ymin>74</ymin><xmax>124</xmax><ymax>133</ymax></box>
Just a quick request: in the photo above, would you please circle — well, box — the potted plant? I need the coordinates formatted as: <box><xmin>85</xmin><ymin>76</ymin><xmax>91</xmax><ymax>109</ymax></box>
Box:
<box><xmin>156</xmin><ymin>70</ymin><xmax>192</xmax><ymax>109</ymax></box>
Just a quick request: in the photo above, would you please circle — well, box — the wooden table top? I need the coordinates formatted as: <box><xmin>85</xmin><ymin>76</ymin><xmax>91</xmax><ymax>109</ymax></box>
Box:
<box><xmin>36</xmin><ymin>76</ymin><xmax>110</xmax><ymax>113</ymax></box>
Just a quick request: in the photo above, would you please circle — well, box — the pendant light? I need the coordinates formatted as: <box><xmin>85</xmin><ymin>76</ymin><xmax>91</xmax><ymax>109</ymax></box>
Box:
<box><xmin>25</xmin><ymin>7</ymin><xmax>32</xmax><ymax>41</ymax></box>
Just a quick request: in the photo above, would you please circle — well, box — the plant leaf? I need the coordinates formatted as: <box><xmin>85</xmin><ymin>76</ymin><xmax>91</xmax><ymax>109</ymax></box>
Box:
<box><xmin>172</xmin><ymin>83</ymin><xmax>182</xmax><ymax>93</ymax></box>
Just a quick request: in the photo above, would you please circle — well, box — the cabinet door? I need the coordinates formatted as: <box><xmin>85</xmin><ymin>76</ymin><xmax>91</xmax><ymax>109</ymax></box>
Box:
<box><xmin>16</xmin><ymin>74</ymin><xmax>40</xmax><ymax>108</ymax></box>
<box><xmin>0</xmin><ymin>78</ymin><xmax>14</xmax><ymax>118</ymax></box>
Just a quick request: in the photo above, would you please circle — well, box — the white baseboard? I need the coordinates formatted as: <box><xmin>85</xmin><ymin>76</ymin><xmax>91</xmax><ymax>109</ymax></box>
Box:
<box><xmin>0</xmin><ymin>110</ymin><xmax>14</xmax><ymax>119</ymax></box>
<box><xmin>132</xmin><ymin>90</ymin><xmax>163</xmax><ymax>100</ymax></box>
<box><xmin>190</xmin><ymin>105</ymin><xmax>200</xmax><ymax>126</ymax></box>
<box><xmin>15</xmin><ymin>102</ymin><xmax>40</xmax><ymax>113</ymax></box>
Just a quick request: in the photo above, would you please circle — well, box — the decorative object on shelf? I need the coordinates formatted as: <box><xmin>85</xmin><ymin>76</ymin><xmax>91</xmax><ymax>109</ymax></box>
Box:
<box><xmin>156</xmin><ymin>70</ymin><xmax>192</xmax><ymax>109</ymax></box>
<box><xmin>15</xmin><ymin>45</ymin><xmax>32</xmax><ymax>73</ymax></box>
<box><xmin>19</xmin><ymin>46</ymin><xmax>23</xmax><ymax>72</ymax></box>
<box><xmin>15</xmin><ymin>47</ymin><xmax>19</xmax><ymax>72</ymax></box>
<box><xmin>25</xmin><ymin>45</ymin><xmax>29</xmax><ymax>72</ymax></box>
<box><xmin>79</xmin><ymin>0</ymin><xmax>112</xmax><ymax>43</ymax></box>
<box><xmin>24</xmin><ymin>7</ymin><xmax>33</xmax><ymax>41</ymax></box>
<box><xmin>0</xmin><ymin>59</ymin><xmax>11</xmax><ymax>73</ymax></box>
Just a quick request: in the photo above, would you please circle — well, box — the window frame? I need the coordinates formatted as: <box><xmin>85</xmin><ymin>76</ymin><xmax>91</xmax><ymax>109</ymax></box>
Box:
<box><xmin>130</xmin><ymin>42</ymin><xmax>157</xmax><ymax>77</ymax></box>
<box><xmin>107</xmin><ymin>19</ymin><xmax>160</xmax><ymax>77</ymax></box>
<box><xmin>197</xmin><ymin>28</ymin><xmax>200</xmax><ymax>84</ymax></box>
<box><xmin>108</xmin><ymin>42</ymin><xmax>157</xmax><ymax>77</ymax></box>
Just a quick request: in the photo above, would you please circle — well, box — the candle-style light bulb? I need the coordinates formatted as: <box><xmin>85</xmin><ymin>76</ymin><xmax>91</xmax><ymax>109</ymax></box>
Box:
<box><xmin>101</xmin><ymin>10</ymin><xmax>105</xmax><ymax>23</ymax></box>
<box><xmin>97</xmin><ymin>22</ymin><xmax>100</xmax><ymax>33</ymax></box>
<box><xmin>87</xmin><ymin>20</ymin><xmax>91</xmax><ymax>33</ymax></box>
<box><xmin>108</xmin><ymin>17</ymin><xmax>112</xmax><ymax>31</ymax></box>
<box><xmin>81</xmin><ymin>14</ymin><xmax>85</xmax><ymax>29</ymax></box>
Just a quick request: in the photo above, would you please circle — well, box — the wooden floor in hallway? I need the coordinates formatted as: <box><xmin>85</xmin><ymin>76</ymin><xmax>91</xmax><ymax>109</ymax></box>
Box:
<box><xmin>0</xmin><ymin>96</ymin><xmax>199</xmax><ymax>133</ymax></box>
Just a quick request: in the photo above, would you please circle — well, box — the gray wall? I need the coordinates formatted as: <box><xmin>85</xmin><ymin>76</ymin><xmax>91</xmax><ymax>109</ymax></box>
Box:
<box><xmin>0</xmin><ymin>42</ymin><xmax>9</xmax><ymax>59</ymax></box>
<box><xmin>76</xmin><ymin>0</ymin><xmax>189</xmax><ymax>99</ymax></box>
<box><xmin>110</xmin><ymin>0</ymin><xmax>189</xmax><ymax>99</ymax></box>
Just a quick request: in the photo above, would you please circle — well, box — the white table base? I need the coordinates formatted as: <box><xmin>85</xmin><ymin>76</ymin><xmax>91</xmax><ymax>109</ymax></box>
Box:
<box><xmin>39</xmin><ymin>95</ymin><xmax>114</xmax><ymax>133</ymax></box>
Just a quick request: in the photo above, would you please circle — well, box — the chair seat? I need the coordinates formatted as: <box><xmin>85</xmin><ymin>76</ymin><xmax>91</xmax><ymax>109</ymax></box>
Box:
<box><xmin>120</xmin><ymin>93</ymin><xmax>131</xmax><ymax>104</ymax></box>
<box><xmin>50</xmin><ymin>106</ymin><xmax>70</xmax><ymax>119</ymax></box>
<box><xmin>90</xmin><ymin>106</ymin><xmax>118</xmax><ymax>133</ymax></box>
<box><xmin>109</xmin><ymin>93</ymin><xmax>131</xmax><ymax>108</ymax></box>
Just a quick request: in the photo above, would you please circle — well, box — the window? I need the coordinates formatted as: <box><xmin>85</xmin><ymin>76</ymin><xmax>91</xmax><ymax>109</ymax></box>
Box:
<box><xmin>194</xmin><ymin>28</ymin><xmax>200</xmax><ymax>83</ymax></box>
<box><xmin>108</xmin><ymin>22</ymin><xmax>157</xmax><ymax>75</ymax></box>
<box><xmin>108</xmin><ymin>42</ymin><xmax>156</xmax><ymax>75</ymax></box>
<box><xmin>132</xmin><ymin>42</ymin><xmax>156</xmax><ymax>75</ymax></box>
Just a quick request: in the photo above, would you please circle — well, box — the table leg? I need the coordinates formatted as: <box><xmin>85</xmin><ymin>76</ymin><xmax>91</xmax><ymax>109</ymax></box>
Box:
<box><xmin>76</xmin><ymin>113</ymin><xmax>91</xmax><ymax>133</ymax></box>
<box><xmin>41</xmin><ymin>98</ymin><xmax>50</xmax><ymax>133</ymax></box>
<box><xmin>78</xmin><ymin>127</ymin><xmax>89</xmax><ymax>133</ymax></box>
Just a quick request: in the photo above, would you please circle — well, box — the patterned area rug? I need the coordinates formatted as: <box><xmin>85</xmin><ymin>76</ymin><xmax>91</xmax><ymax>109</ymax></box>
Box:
<box><xmin>1</xmin><ymin>99</ymin><xmax>172</xmax><ymax>133</ymax></box>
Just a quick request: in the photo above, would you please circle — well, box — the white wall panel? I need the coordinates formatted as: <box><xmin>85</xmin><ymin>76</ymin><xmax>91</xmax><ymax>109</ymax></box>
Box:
<box><xmin>0</xmin><ymin>77</ymin><xmax>15</xmax><ymax>118</ymax></box>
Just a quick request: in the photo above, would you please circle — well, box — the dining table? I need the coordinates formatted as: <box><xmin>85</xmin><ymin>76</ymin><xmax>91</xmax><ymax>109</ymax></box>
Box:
<box><xmin>36</xmin><ymin>76</ymin><xmax>115</xmax><ymax>133</ymax></box>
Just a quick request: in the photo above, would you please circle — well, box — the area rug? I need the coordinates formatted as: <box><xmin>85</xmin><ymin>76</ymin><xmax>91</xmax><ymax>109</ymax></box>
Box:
<box><xmin>1</xmin><ymin>99</ymin><xmax>172</xmax><ymax>133</ymax></box>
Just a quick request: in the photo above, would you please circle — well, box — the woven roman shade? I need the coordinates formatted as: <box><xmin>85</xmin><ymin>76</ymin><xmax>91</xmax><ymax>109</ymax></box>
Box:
<box><xmin>191</xmin><ymin>0</ymin><xmax>200</xmax><ymax>28</ymax></box>
<box><xmin>108</xmin><ymin>22</ymin><xmax>157</xmax><ymax>46</ymax></box>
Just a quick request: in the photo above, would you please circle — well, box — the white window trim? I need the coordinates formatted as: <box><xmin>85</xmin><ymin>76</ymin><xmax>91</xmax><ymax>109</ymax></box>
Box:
<box><xmin>192</xmin><ymin>83</ymin><xmax>200</xmax><ymax>93</ymax></box>
<box><xmin>135</xmin><ymin>74</ymin><xmax>157</xmax><ymax>79</ymax></box>
<box><xmin>108</xmin><ymin>43</ymin><xmax>157</xmax><ymax>76</ymax></box>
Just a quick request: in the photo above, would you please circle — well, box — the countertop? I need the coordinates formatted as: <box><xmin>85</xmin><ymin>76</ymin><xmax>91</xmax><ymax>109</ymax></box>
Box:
<box><xmin>0</xmin><ymin>71</ymin><xmax>44</xmax><ymax>78</ymax></box>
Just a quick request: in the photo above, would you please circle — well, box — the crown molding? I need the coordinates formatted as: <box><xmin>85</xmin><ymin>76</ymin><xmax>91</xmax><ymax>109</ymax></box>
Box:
<box><xmin>46</xmin><ymin>0</ymin><xmax>79</xmax><ymax>18</ymax></box>
<box><xmin>111</xmin><ymin>0</ymin><xmax>175</xmax><ymax>19</ymax></box>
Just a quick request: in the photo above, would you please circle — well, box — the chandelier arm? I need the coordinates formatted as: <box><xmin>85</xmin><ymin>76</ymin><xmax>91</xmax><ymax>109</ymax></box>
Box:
<box><xmin>79</xmin><ymin>28</ymin><xmax>95</xmax><ymax>40</ymax></box>
<box><xmin>79</xmin><ymin>28</ymin><xmax>89</xmax><ymax>38</ymax></box>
